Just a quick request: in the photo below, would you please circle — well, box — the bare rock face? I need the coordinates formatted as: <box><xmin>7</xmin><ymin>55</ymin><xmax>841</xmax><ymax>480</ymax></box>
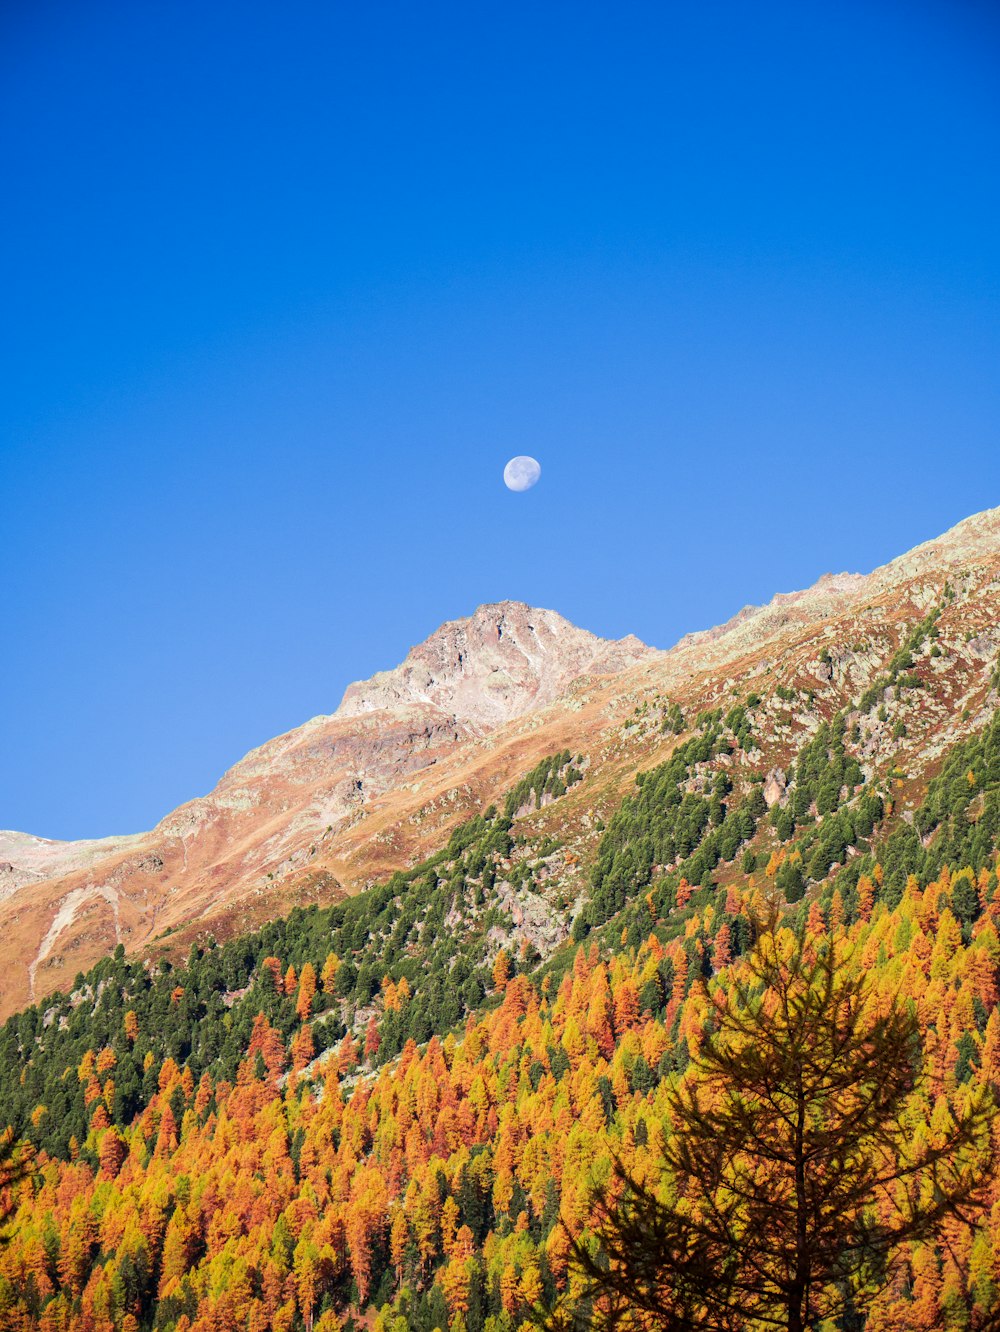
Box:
<box><xmin>0</xmin><ymin>830</ymin><xmax>142</xmax><ymax>903</ymax></box>
<box><xmin>868</xmin><ymin>506</ymin><xmax>1000</xmax><ymax>590</ymax></box>
<box><xmin>763</xmin><ymin>769</ymin><xmax>787</xmax><ymax>808</ymax></box>
<box><xmin>338</xmin><ymin>601</ymin><xmax>654</xmax><ymax>733</ymax></box>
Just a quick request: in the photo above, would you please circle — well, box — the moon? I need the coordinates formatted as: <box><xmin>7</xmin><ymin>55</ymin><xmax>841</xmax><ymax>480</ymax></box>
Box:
<box><xmin>503</xmin><ymin>455</ymin><xmax>541</xmax><ymax>492</ymax></box>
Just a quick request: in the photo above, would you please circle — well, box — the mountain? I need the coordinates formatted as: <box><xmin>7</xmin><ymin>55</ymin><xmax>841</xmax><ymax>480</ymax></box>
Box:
<box><xmin>3</xmin><ymin>506</ymin><xmax>1000</xmax><ymax>1330</ymax></box>
<box><xmin>0</xmin><ymin>602</ymin><xmax>653</xmax><ymax>1017</ymax></box>
<box><xmin>337</xmin><ymin>602</ymin><xmax>653</xmax><ymax>729</ymax></box>
<box><xmin>2</xmin><ymin>508</ymin><xmax>999</xmax><ymax>1025</ymax></box>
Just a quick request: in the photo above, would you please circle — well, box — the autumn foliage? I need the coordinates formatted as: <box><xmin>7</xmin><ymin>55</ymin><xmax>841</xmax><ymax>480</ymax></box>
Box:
<box><xmin>0</xmin><ymin>858</ymin><xmax>997</xmax><ymax>1330</ymax></box>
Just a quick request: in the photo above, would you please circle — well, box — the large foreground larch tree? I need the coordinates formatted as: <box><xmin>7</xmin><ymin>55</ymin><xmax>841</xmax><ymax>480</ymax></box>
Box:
<box><xmin>553</xmin><ymin>917</ymin><xmax>997</xmax><ymax>1332</ymax></box>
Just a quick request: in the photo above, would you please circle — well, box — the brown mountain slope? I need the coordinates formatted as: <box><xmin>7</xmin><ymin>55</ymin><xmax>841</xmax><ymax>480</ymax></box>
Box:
<box><xmin>3</xmin><ymin>508</ymin><xmax>999</xmax><ymax>1019</ymax></box>
<box><xmin>0</xmin><ymin>603</ymin><xmax>653</xmax><ymax>1016</ymax></box>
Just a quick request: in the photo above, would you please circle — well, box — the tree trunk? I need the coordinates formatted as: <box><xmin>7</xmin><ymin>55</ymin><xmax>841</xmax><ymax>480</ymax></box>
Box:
<box><xmin>789</xmin><ymin>1078</ymin><xmax>808</xmax><ymax>1332</ymax></box>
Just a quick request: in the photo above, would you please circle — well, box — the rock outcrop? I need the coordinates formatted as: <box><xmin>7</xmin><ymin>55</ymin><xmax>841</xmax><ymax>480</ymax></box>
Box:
<box><xmin>338</xmin><ymin>601</ymin><xmax>652</xmax><ymax>732</ymax></box>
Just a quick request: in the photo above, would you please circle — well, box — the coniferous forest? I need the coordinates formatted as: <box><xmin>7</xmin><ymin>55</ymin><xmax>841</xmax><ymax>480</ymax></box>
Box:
<box><xmin>3</xmin><ymin>678</ymin><xmax>1000</xmax><ymax>1330</ymax></box>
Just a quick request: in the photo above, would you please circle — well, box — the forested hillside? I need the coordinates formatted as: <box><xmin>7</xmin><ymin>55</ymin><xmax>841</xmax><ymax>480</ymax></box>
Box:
<box><xmin>3</xmin><ymin>693</ymin><xmax>1000</xmax><ymax>1329</ymax></box>
<box><xmin>3</xmin><ymin>547</ymin><xmax>1000</xmax><ymax>1330</ymax></box>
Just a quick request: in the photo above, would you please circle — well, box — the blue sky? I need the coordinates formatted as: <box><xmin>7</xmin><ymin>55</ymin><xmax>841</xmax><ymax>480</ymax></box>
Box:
<box><xmin>2</xmin><ymin>0</ymin><xmax>998</xmax><ymax>840</ymax></box>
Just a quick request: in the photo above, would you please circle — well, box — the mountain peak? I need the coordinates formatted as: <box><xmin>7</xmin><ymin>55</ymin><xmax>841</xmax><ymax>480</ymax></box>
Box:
<box><xmin>337</xmin><ymin>600</ymin><xmax>656</xmax><ymax>733</ymax></box>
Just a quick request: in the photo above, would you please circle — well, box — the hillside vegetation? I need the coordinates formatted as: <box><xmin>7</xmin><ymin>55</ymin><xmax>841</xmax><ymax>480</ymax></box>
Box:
<box><xmin>3</xmin><ymin>566</ymin><xmax>1000</xmax><ymax>1330</ymax></box>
